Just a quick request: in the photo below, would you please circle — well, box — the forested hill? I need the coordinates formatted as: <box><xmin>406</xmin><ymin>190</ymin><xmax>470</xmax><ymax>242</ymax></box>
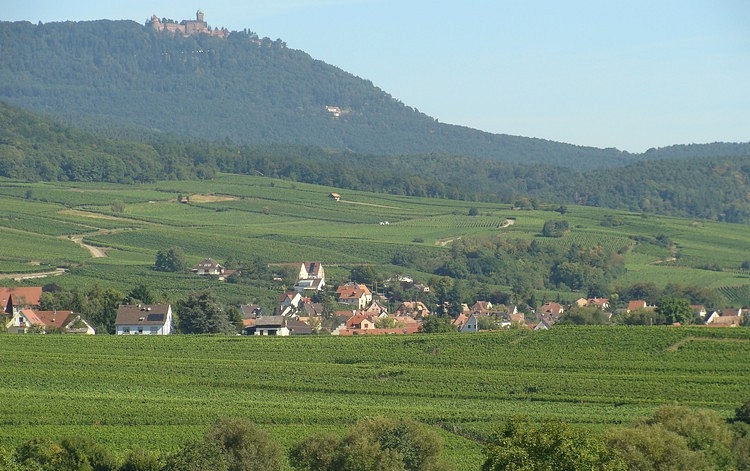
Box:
<box><xmin>3</xmin><ymin>98</ymin><xmax>750</xmax><ymax>222</ymax></box>
<box><xmin>0</xmin><ymin>19</ymin><xmax>668</xmax><ymax>170</ymax></box>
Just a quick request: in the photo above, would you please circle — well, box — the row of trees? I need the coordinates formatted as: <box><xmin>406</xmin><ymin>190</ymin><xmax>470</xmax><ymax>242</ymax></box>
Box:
<box><xmin>2</xmin><ymin>404</ymin><xmax>749</xmax><ymax>470</ymax></box>
<box><xmin>36</xmin><ymin>283</ymin><xmax>244</xmax><ymax>335</ymax></box>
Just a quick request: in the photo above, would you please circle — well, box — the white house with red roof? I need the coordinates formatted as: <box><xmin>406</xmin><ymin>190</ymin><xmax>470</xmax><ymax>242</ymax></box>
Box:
<box><xmin>7</xmin><ymin>309</ymin><xmax>95</xmax><ymax>334</ymax></box>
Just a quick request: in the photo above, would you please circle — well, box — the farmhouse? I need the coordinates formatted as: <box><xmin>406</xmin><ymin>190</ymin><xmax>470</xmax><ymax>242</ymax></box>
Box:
<box><xmin>6</xmin><ymin>309</ymin><xmax>95</xmax><ymax>334</ymax></box>
<box><xmin>115</xmin><ymin>304</ymin><xmax>173</xmax><ymax>335</ymax></box>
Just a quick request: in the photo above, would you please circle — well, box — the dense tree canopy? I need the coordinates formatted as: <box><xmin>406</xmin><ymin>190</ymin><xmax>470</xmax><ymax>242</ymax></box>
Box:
<box><xmin>482</xmin><ymin>416</ymin><xmax>626</xmax><ymax>471</ymax></box>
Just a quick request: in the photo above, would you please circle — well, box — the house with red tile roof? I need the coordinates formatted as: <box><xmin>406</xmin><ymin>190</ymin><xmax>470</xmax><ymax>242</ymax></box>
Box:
<box><xmin>539</xmin><ymin>302</ymin><xmax>564</xmax><ymax>316</ymax></box>
<box><xmin>395</xmin><ymin>301</ymin><xmax>430</xmax><ymax>318</ymax></box>
<box><xmin>626</xmin><ymin>300</ymin><xmax>657</xmax><ymax>312</ymax></box>
<box><xmin>7</xmin><ymin>309</ymin><xmax>95</xmax><ymax>334</ymax></box>
<box><xmin>1</xmin><ymin>287</ymin><xmax>43</xmax><ymax>315</ymax></box>
<box><xmin>336</xmin><ymin>283</ymin><xmax>373</xmax><ymax>309</ymax></box>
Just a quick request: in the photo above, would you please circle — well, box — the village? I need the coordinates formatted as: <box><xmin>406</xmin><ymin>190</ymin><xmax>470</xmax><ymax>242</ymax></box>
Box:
<box><xmin>2</xmin><ymin>259</ymin><xmax>747</xmax><ymax>336</ymax></box>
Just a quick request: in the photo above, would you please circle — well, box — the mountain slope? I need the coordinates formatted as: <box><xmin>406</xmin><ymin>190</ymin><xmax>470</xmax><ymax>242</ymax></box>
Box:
<box><xmin>0</xmin><ymin>19</ymin><xmax>640</xmax><ymax>170</ymax></box>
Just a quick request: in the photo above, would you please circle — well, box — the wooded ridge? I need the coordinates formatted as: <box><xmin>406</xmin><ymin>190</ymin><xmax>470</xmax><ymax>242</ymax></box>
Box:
<box><xmin>1</xmin><ymin>19</ymin><xmax>748</xmax><ymax>172</ymax></box>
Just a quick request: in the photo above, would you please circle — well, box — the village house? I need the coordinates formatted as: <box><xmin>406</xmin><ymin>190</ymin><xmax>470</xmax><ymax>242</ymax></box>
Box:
<box><xmin>333</xmin><ymin>311</ymin><xmax>420</xmax><ymax>336</ymax></box>
<box><xmin>336</xmin><ymin>283</ymin><xmax>373</xmax><ymax>309</ymax></box>
<box><xmin>394</xmin><ymin>301</ymin><xmax>430</xmax><ymax>318</ymax></box>
<box><xmin>6</xmin><ymin>309</ymin><xmax>95</xmax><ymax>334</ymax></box>
<box><xmin>460</xmin><ymin>313</ymin><xmax>482</xmax><ymax>333</ymax></box>
<box><xmin>115</xmin><ymin>304</ymin><xmax>173</xmax><ymax>335</ymax></box>
<box><xmin>704</xmin><ymin>308</ymin><xmax>745</xmax><ymax>327</ymax></box>
<box><xmin>294</xmin><ymin>277</ymin><xmax>325</xmax><ymax>293</ymax></box>
<box><xmin>470</xmin><ymin>301</ymin><xmax>493</xmax><ymax>314</ymax></box>
<box><xmin>626</xmin><ymin>300</ymin><xmax>656</xmax><ymax>312</ymax></box>
<box><xmin>278</xmin><ymin>291</ymin><xmax>303</xmax><ymax>316</ymax></box>
<box><xmin>298</xmin><ymin>262</ymin><xmax>325</xmax><ymax>283</ymax></box>
<box><xmin>453</xmin><ymin>313</ymin><xmax>468</xmax><ymax>330</ymax></box>
<box><xmin>192</xmin><ymin>258</ymin><xmax>225</xmax><ymax>276</ymax></box>
<box><xmin>253</xmin><ymin>316</ymin><xmax>289</xmax><ymax>336</ymax></box>
<box><xmin>576</xmin><ymin>297</ymin><xmax>610</xmax><ymax>310</ymax></box>
<box><xmin>539</xmin><ymin>302</ymin><xmax>564</xmax><ymax>317</ymax></box>
<box><xmin>2</xmin><ymin>286</ymin><xmax>43</xmax><ymax>316</ymax></box>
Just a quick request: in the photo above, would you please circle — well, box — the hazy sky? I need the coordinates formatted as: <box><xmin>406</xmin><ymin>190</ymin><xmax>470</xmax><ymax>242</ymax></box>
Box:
<box><xmin>5</xmin><ymin>0</ymin><xmax>749</xmax><ymax>152</ymax></box>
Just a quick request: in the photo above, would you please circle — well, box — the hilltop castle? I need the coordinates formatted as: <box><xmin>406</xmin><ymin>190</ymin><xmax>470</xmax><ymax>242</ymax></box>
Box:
<box><xmin>149</xmin><ymin>10</ymin><xmax>228</xmax><ymax>38</ymax></box>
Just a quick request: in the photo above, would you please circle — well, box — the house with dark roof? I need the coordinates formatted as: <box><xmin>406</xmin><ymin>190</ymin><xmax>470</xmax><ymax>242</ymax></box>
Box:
<box><xmin>192</xmin><ymin>258</ymin><xmax>224</xmax><ymax>276</ymax></box>
<box><xmin>298</xmin><ymin>262</ymin><xmax>325</xmax><ymax>284</ymax></box>
<box><xmin>253</xmin><ymin>316</ymin><xmax>289</xmax><ymax>336</ymax></box>
<box><xmin>6</xmin><ymin>309</ymin><xmax>95</xmax><ymax>334</ymax></box>
<box><xmin>115</xmin><ymin>304</ymin><xmax>173</xmax><ymax>335</ymax></box>
<box><xmin>293</xmin><ymin>277</ymin><xmax>325</xmax><ymax>293</ymax></box>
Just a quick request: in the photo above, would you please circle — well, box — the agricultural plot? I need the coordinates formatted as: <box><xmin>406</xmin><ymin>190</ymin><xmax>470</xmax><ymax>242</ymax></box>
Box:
<box><xmin>0</xmin><ymin>327</ymin><xmax>748</xmax><ymax>470</ymax></box>
<box><xmin>4</xmin><ymin>174</ymin><xmax>750</xmax><ymax>302</ymax></box>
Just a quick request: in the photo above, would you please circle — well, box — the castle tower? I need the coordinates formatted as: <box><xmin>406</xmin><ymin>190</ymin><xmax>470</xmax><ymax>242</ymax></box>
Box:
<box><xmin>196</xmin><ymin>10</ymin><xmax>205</xmax><ymax>23</ymax></box>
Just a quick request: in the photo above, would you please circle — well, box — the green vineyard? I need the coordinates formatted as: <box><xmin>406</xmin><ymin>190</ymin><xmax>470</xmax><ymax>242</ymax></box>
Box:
<box><xmin>1</xmin><ymin>327</ymin><xmax>749</xmax><ymax>470</ymax></box>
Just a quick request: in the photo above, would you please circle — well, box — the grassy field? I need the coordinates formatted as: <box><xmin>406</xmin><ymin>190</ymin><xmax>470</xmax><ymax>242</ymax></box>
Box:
<box><xmin>0</xmin><ymin>327</ymin><xmax>749</xmax><ymax>469</ymax></box>
<box><xmin>2</xmin><ymin>174</ymin><xmax>750</xmax><ymax>305</ymax></box>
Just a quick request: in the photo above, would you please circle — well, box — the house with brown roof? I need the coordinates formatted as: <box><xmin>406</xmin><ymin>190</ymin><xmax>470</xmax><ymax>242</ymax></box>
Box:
<box><xmin>336</xmin><ymin>283</ymin><xmax>373</xmax><ymax>309</ymax></box>
<box><xmin>334</xmin><ymin>312</ymin><xmax>420</xmax><ymax>336</ymax></box>
<box><xmin>626</xmin><ymin>300</ymin><xmax>657</xmax><ymax>312</ymax></box>
<box><xmin>6</xmin><ymin>309</ymin><xmax>95</xmax><ymax>334</ymax></box>
<box><xmin>470</xmin><ymin>301</ymin><xmax>493</xmax><ymax>314</ymax></box>
<box><xmin>115</xmin><ymin>304</ymin><xmax>173</xmax><ymax>335</ymax></box>
<box><xmin>705</xmin><ymin>308</ymin><xmax>745</xmax><ymax>327</ymax></box>
<box><xmin>539</xmin><ymin>302</ymin><xmax>564</xmax><ymax>316</ymax></box>
<box><xmin>452</xmin><ymin>313</ymin><xmax>469</xmax><ymax>330</ymax></box>
<box><xmin>395</xmin><ymin>301</ymin><xmax>430</xmax><ymax>318</ymax></box>
<box><xmin>577</xmin><ymin>297</ymin><xmax>610</xmax><ymax>310</ymax></box>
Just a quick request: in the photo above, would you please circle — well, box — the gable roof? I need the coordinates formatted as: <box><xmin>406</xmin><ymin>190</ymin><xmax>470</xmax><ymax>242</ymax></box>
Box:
<box><xmin>194</xmin><ymin>258</ymin><xmax>223</xmax><ymax>269</ymax></box>
<box><xmin>540</xmin><ymin>302</ymin><xmax>564</xmax><ymax>315</ymax></box>
<box><xmin>240</xmin><ymin>304</ymin><xmax>262</xmax><ymax>319</ymax></box>
<box><xmin>115</xmin><ymin>304</ymin><xmax>171</xmax><ymax>325</ymax></box>
<box><xmin>28</xmin><ymin>310</ymin><xmax>75</xmax><ymax>329</ymax></box>
<box><xmin>345</xmin><ymin>313</ymin><xmax>373</xmax><ymax>329</ymax></box>
<box><xmin>395</xmin><ymin>301</ymin><xmax>430</xmax><ymax>317</ymax></box>
<box><xmin>18</xmin><ymin>309</ymin><xmax>94</xmax><ymax>333</ymax></box>
<box><xmin>255</xmin><ymin>316</ymin><xmax>285</xmax><ymax>328</ymax></box>
<box><xmin>1</xmin><ymin>287</ymin><xmax>43</xmax><ymax>311</ymax></box>
<box><xmin>627</xmin><ymin>300</ymin><xmax>648</xmax><ymax>311</ymax></box>
<box><xmin>299</xmin><ymin>262</ymin><xmax>324</xmax><ymax>279</ymax></box>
